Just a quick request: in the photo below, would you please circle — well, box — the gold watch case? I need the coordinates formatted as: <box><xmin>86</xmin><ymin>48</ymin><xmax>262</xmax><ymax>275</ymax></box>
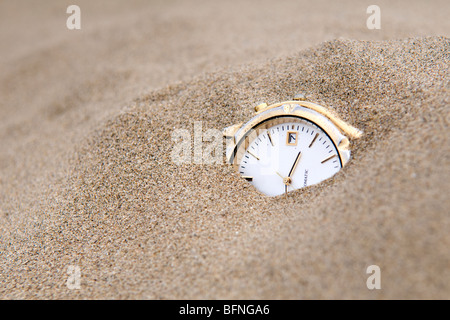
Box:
<box><xmin>223</xmin><ymin>96</ymin><xmax>362</xmax><ymax>173</ymax></box>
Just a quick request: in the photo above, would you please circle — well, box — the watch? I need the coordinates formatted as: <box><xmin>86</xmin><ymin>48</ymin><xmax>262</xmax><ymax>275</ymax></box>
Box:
<box><xmin>223</xmin><ymin>94</ymin><xmax>362</xmax><ymax>197</ymax></box>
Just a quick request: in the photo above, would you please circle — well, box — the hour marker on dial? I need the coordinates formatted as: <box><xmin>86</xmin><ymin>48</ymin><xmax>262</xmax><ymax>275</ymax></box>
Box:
<box><xmin>321</xmin><ymin>154</ymin><xmax>337</xmax><ymax>164</ymax></box>
<box><xmin>267</xmin><ymin>131</ymin><xmax>274</xmax><ymax>146</ymax></box>
<box><xmin>309</xmin><ymin>133</ymin><xmax>319</xmax><ymax>148</ymax></box>
<box><xmin>247</xmin><ymin>150</ymin><xmax>260</xmax><ymax>160</ymax></box>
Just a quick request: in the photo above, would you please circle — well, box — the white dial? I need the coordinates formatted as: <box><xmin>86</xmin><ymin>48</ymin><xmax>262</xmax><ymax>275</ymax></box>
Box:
<box><xmin>238</xmin><ymin>117</ymin><xmax>341</xmax><ymax>196</ymax></box>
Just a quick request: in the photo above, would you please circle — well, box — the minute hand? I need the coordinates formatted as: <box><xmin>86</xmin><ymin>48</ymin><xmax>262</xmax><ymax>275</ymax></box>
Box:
<box><xmin>288</xmin><ymin>151</ymin><xmax>302</xmax><ymax>178</ymax></box>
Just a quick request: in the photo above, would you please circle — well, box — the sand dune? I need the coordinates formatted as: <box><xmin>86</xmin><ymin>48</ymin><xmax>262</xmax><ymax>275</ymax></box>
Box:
<box><xmin>2</xmin><ymin>36</ymin><xmax>449</xmax><ymax>299</ymax></box>
<box><xmin>0</xmin><ymin>1</ymin><xmax>449</xmax><ymax>299</ymax></box>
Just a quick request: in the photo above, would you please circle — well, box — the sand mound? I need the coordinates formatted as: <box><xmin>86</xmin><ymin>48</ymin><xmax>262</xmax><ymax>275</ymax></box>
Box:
<box><xmin>1</xmin><ymin>37</ymin><xmax>449</xmax><ymax>299</ymax></box>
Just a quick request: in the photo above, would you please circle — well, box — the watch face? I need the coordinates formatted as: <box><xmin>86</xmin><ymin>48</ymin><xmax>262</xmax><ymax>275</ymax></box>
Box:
<box><xmin>236</xmin><ymin>116</ymin><xmax>342</xmax><ymax>196</ymax></box>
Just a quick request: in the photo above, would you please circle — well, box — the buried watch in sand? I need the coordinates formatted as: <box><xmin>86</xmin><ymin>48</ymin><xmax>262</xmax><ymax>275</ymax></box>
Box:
<box><xmin>223</xmin><ymin>94</ymin><xmax>363</xmax><ymax>197</ymax></box>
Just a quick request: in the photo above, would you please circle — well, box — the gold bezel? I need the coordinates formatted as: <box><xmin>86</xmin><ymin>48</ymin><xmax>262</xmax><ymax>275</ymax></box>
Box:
<box><xmin>225</xmin><ymin>100</ymin><xmax>361</xmax><ymax>170</ymax></box>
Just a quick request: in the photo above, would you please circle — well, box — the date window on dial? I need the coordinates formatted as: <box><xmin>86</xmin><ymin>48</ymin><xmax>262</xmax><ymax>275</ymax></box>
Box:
<box><xmin>286</xmin><ymin>131</ymin><xmax>298</xmax><ymax>146</ymax></box>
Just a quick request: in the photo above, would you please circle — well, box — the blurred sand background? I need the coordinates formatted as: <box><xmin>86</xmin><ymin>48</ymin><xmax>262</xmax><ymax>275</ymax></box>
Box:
<box><xmin>0</xmin><ymin>0</ymin><xmax>449</xmax><ymax>299</ymax></box>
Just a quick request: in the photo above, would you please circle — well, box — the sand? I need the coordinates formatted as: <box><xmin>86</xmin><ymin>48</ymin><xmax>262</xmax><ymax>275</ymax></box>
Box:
<box><xmin>0</xmin><ymin>0</ymin><xmax>449</xmax><ymax>299</ymax></box>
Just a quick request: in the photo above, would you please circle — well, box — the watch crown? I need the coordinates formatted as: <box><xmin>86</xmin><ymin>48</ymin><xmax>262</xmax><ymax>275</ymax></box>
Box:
<box><xmin>293</xmin><ymin>93</ymin><xmax>307</xmax><ymax>101</ymax></box>
<box><xmin>254</xmin><ymin>102</ymin><xmax>268</xmax><ymax>112</ymax></box>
